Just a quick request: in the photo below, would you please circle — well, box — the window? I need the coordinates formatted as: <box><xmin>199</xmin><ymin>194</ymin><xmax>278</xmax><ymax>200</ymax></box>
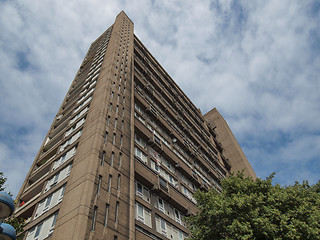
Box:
<box><xmin>158</xmin><ymin>197</ymin><xmax>164</xmax><ymax>213</ymax></box>
<box><xmin>175</xmin><ymin>209</ymin><xmax>181</xmax><ymax>224</ymax></box>
<box><xmin>120</xmin><ymin>135</ymin><xmax>123</xmax><ymax>147</ymax></box>
<box><xmin>135</xmin><ymin>134</ymin><xmax>146</xmax><ymax>149</ymax></box>
<box><xmin>101</xmin><ymin>151</ymin><xmax>105</xmax><ymax>165</ymax></box>
<box><xmin>137</xmin><ymin>183</ymin><xmax>142</xmax><ymax>196</ymax></box>
<box><xmin>58</xmin><ymin>185</ymin><xmax>66</xmax><ymax>203</ymax></box>
<box><xmin>110</xmin><ymin>152</ymin><xmax>114</xmax><ymax>166</ymax></box>
<box><xmin>114</xmin><ymin>118</ymin><xmax>117</xmax><ymax>128</ymax></box>
<box><xmin>151</xmin><ymin>160</ymin><xmax>159</xmax><ymax>173</ymax></box>
<box><xmin>115</xmin><ymin>201</ymin><xmax>119</xmax><ymax>223</ymax></box>
<box><xmin>134</xmin><ymin>147</ymin><xmax>148</xmax><ymax>164</ymax></box>
<box><xmin>60</xmin><ymin>154</ymin><xmax>66</xmax><ymax>164</ymax></box>
<box><xmin>135</xmin><ymin>182</ymin><xmax>150</xmax><ymax>203</ymax></box>
<box><xmin>137</xmin><ymin>203</ymin><xmax>144</xmax><ymax>222</ymax></box>
<box><xmin>116</xmin><ymin>105</ymin><xmax>119</xmax><ymax>114</ymax></box>
<box><xmin>121</xmin><ymin>120</ymin><xmax>124</xmax><ymax>130</ymax></box>
<box><xmin>113</xmin><ymin>133</ymin><xmax>116</xmax><ymax>145</ymax></box>
<box><xmin>104</xmin><ymin>132</ymin><xmax>108</xmax><ymax>144</ymax></box>
<box><xmin>53</xmin><ymin>172</ymin><xmax>60</xmax><ymax>186</ymax></box>
<box><xmin>34</xmin><ymin>222</ymin><xmax>43</xmax><ymax>238</ymax></box>
<box><xmin>107</xmin><ymin>116</ymin><xmax>111</xmax><ymax>126</ymax></box>
<box><xmin>97</xmin><ymin>175</ymin><xmax>102</xmax><ymax>194</ymax></box>
<box><xmin>154</xmin><ymin>135</ymin><xmax>161</xmax><ymax>146</ymax></box>
<box><xmin>117</xmin><ymin>174</ymin><xmax>121</xmax><ymax>191</ymax></box>
<box><xmin>104</xmin><ymin>204</ymin><xmax>109</xmax><ymax>227</ymax></box>
<box><xmin>119</xmin><ymin>152</ymin><xmax>122</xmax><ymax>167</ymax></box>
<box><xmin>160</xmin><ymin>218</ymin><xmax>166</xmax><ymax>235</ymax></box>
<box><xmin>107</xmin><ymin>175</ymin><xmax>112</xmax><ymax>192</ymax></box>
<box><xmin>67</xmin><ymin>164</ymin><xmax>72</xmax><ymax>175</ymax></box>
<box><xmin>109</xmin><ymin>103</ymin><xmax>112</xmax><ymax>112</ymax></box>
<box><xmin>91</xmin><ymin>206</ymin><xmax>98</xmax><ymax>231</ymax></box>
<box><xmin>50</xmin><ymin>212</ymin><xmax>58</xmax><ymax>231</ymax></box>
<box><xmin>44</xmin><ymin>194</ymin><xmax>53</xmax><ymax>211</ymax></box>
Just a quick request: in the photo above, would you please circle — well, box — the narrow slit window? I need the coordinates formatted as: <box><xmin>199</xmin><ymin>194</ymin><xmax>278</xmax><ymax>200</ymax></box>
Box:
<box><xmin>104</xmin><ymin>132</ymin><xmax>108</xmax><ymax>144</ymax></box>
<box><xmin>120</xmin><ymin>135</ymin><xmax>123</xmax><ymax>147</ymax></box>
<box><xmin>119</xmin><ymin>152</ymin><xmax>122</xmax><ymax>167</ymax></box>
<box><xmin>97</xmin><ymin>175</ymin><xmax>102</xmax><ymax>194</ymax></box>
<box><xmin>101</xmin><ymin>151</ymin><xmax>105</xmax><ymax>165</ymax></box>
<box><xmin>107</xmin><ymin>175</ymin><xmax>112</xmax><ymax>192</ymax></box>
<box><xmin>117</xmin><ymin>174</ymin><xmax>121</xmax><ymax>191</ymax></box>
<box><xmin>115</xmin><ymin>201</ymin><xmax>119</xmax><ymax>223</ymax></box>
<box><xmin>112</xmin><ymin>133</ymin><xmax>116</xmax><ymax>145</ymax></box>
<box><xmin>107</xmin><ymin>116</ymin><xmax>111</xmax><ymax>127</ymax></box>
<box><xmin>110</xmin><ymin>152</ymin><xmax>114</xmax><ymax>166</ymax></box>
<box><xmin>91</xmin><ymin>206</ymin><xmax>98</xmax><ymax>231</ymax></box>
<box><xmin>104</xmin><ymin>204</ymin><xmax>109</xmax><ymax>227</ymax></box>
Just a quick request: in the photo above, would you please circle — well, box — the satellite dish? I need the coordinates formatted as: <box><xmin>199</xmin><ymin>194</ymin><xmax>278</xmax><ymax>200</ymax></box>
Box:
<box><xmin>0</xmin><ymin>223</ymin><xmax>17</xmax><ymax>240</ymax></box>
<box><xmin>0</xmin><ymin>192</ymin><xmax>14</xmax><ymax>219</ymax></box>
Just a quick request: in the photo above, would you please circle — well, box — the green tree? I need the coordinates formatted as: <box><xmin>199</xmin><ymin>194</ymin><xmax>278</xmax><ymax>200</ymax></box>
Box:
<box><xmin>186</xmin><ymin>172</ymin><xmax>320</xmax><ymax>240</ymax></box>
<box><xmin>0</xmin><ymin>172</ymin><xmax>25</xmax><ymax>238</ymax></box>
<box><xmin>0</xmin><ymin>172</ymin><xmax>7</xmax><ymax>191</ymax></box>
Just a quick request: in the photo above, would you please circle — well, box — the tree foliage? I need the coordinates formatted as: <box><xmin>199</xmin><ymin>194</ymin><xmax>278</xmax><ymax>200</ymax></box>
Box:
<box><xmin>186</xmin><ymin>172</ymin><xmax>320</xmax><ymax>240</ymax></box>
<box><xmin>0</xmin><ymin>172</ymin><xmax>7</xmax><ymax>191</ymax></box>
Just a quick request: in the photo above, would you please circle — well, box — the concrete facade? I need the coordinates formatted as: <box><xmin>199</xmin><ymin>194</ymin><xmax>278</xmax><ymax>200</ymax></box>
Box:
<box><xmin>15</xmin><ymin>11</ymin><xmax>256</xmax><ymax>240</ymax></box>
<box><xmin>204</xmin><ymin>108</ymin><xmax>256</xmax><ymax>179</ymax></box>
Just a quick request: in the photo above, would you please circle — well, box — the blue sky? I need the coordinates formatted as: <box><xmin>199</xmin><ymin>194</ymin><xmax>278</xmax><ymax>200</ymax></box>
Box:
<box><xmin>0</xmin><ymin>0</ymin><xmax>319</xmax><ymax>197</ymax></box>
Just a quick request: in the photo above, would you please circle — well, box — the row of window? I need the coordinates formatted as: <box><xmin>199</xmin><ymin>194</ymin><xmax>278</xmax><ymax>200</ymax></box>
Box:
<box><xmin>155</xmin><ymin>215</ymin><xmax>188</xmax><ymax>240</ymax></box>
<box><xmin>65</xmin><ymin>117</ymin><xmax>86</xmax><ymax>137</ymax></box>
<box><xmin>134</xmin><ymin>79</ymin><xmax>222</xmax><ymax>177</ymax></box>
<box><xmin>34</xmin><ymin>185</ymin><xmax>65</xmax><ymax>219</ymax></box>
<box><xmin>58</xmin><ymin>129</ymin><xmax>82</xmax><ymax>153</ymax></box>
<box><xmin>91</xmin><ymin>201</ymin><xmax>119</xmax><ymax>231</ymax></box>
<box><xmin>25</xmin><ymin>27</ymin><xmax>111</xmax><ymax>240</ymax></box>
<box><xmin>26</xmin><ymin>212</ymin><xmax>58</xmax><ymax>240</ymax></box>
<box><xmin>90</xmin><ymin>27</ymin><xmax>123</xmax><ymax>240</ymax></box>
<box><xmin>134</xmin><ymin>144</ymin><xmax>197</xmax><ymax>203</ymax></box>
<box><xmin>96</xmin><ymin>173</ymin><xmax>121</xmax><ymax>194</ymax></box>
<box><xmin>45</xmin><ymin>163</ymin><xmax>72</xmax><ymax>193</ymax></box>
<box><xmin>135</xmin><ymin>181</ymin><xmax>186</xmax><ymax>227</ymax></box>
<box><xmin>101</xmin><ymin>149</ymin><xmax>123</xmax><ymax>168</ymax></box>
<box><xmin>134</xmin><ymin>104</ymin><xmax>221</xmax><ymax>189</ymax></box>
<box><xmin>134</xmin><ymin>135</ymin><xmax>200</xmax><ymax>203</ymax></box>
<box><xmin>134</xmin><ymin>45</ymin><xmax>205</xmax><ymax>138</ymax></box>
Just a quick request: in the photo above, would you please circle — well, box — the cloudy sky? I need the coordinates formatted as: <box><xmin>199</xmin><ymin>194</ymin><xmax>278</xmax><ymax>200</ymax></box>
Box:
<box><xmin>1</xmin><ymin>0</ymin><xmax>319</xmax><ymax>196</ymax></box>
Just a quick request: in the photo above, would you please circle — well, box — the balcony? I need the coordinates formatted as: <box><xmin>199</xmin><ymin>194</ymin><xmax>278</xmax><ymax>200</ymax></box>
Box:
<box><xmin>214</xmin><ymin>139</ymin><xmax>223</xmax><ymax>152</ymax></box>
<box><xmin>148</xmin><ymin>134</ymin><xmax>163</xmax><ymax>153</ymax></box>
<box><xmin>221</xmin><ymin>155</ymin><xmax>231</xmax><ymax>170</ymax></box>
<box><xmin>134</xmin><ymin>160</ymin><xmax>157</xmax><ymax>189</ymax></box>
<box><xmin>151</xmin><ymin>177</ymin><xmax>170</xmax><ymax>201</ymax></box>
<box><xmin>27</xmin><ymin>167</ymin><xmax>50</xmax><ymax>192</ymax></box>
<box><xmin>37</xmin><ymin>145</ymin><xmax>59</xmax><ymax>169</ymax></box>
<box><xmin>43</xmin><ymin>131</ymin><xmax>64</xmax><ymax>153</ymax></box>
<box><xmin>52</xmin><ymin>112</ymin><xmax>71</xmax><ymax>133</ymax></box>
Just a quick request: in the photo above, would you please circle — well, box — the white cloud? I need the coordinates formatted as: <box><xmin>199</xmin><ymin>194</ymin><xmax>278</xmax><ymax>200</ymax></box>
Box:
<box><xmin>0</xmin><ymin>0</ymin><xmax>319</xmax><ymax>197</ymax></box>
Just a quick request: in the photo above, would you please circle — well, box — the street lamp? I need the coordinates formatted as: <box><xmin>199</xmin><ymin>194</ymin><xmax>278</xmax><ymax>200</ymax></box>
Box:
<box><xmin>0</xmin><ymin>191</ymin><xmax>17</xmax><ymax>240</ymax></box>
